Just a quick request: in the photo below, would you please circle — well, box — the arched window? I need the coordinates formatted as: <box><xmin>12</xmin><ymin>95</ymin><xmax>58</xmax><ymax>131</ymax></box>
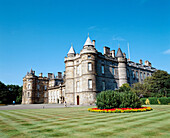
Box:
<box><xmin>28</xmin><ymin>84</ymin><xmax>31</xmax><ymax>89</ymax></box>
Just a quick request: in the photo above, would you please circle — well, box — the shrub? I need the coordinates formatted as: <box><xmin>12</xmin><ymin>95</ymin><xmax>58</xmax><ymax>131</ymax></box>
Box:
<box><xmin>96</xmin><ymin>90</ymin><xmax>141</xmax><ymax>109</ymax></box>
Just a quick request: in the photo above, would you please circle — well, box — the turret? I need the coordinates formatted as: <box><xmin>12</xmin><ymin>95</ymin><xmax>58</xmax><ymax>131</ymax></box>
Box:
<box><xmin>67</xmin><ymin>44</ymin><xmax>76</xmax><ymax>57</ymax></box>
<box><xmin>116</xmin><ymin>48</ymin><xmax>127</xmax><ymax>87</ymax></box>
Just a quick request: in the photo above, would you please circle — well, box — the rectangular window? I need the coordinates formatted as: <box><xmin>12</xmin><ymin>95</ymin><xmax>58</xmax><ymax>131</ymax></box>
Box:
<box><xmin>77</xmin><ymin>66</ymin><xmax>79</xmax><ymax>75</ymax></box>
<box><xmin>143</xmin><ymin>73</ymin><xmax>145</xmax><ymax>79</ymax></box>
<box><xmin>136</xmin><ymin>72</ymin><xmax>138</xmax><ymax>79</ymax></box>
<box><xmin>102</xmin><ymin>65</ymin><xmax>104</xmax><ymax>74</ymax></box>
<box><xmin>44</xmin><ymin>85</ymin><xmax>47</xmax><ymax>90</ymax></box>
<box><xmin>88</xmin><ymin>63</ymin><xmax>92</xmax><ymax>71</ymax></box>
<box><xmin>44</xmin><ymin>92</ymin><xmax>47</xmax><ymax>97</ymax></box>
<box><xmin>102</xmin><ymin>81</ymin><xmax>105</xmax><ymax>91</ymax></box>
<box><xmin>77</xmin><ymin>81</ymin><xmax>79</xmax><ymax>92</ymax></box>
<box><xmin>37</xmin><ymin>92</ymin><xmax>39</xmax><ymax>97</ymax></box>
<box><xmin>140</xmin><ymin>72</ymin><xmax>142</xmax><ymax>79</ymax></box>
<box><xmin>132</xmin><ymin>71</ymin><xmax>135</xmax><ymax>78</ymax></box>
<box><xmin>112</xmin><ymin>67</ymin><xmax>114</xmax><ymax>75</ymax></box>
<box><xmin>88</xmin><ymin>80</ymin><xmax>92</xmax><ymax>89</ymax></box>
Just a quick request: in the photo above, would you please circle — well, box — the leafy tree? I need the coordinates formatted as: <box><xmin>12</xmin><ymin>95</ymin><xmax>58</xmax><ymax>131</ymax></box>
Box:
<box><xmin>0</xmin><ymin>81</ymin><xmax>23</xmax><ymax>104</ymax></box>
<box><xmin>132</xmin><ymin>70</ymin><xmax>170</xmax><ymax>97</ymax></box>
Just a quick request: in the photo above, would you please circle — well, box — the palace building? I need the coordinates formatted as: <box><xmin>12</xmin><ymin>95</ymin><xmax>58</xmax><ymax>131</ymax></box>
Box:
<box><xmin>22</xmin><ymin>35</ymin><xmax>157</xmax><ymax>105</ymax></box>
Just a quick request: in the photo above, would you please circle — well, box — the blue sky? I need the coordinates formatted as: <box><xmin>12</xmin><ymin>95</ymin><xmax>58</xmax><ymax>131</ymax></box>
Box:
<box><xmin>0</xmin><ymin>0</ymin><xmax>170</xmax><ymax>86</ymax></box>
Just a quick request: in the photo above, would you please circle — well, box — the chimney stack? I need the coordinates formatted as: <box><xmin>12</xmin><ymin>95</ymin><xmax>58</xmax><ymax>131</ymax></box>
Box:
<box><xmin>92</xmin><ymin>40</ymin><xmax>95</xmax><ymax>47</ymax></box>
<box><xmin>39</xmin><ymin>73</ymin><xmax>43</xmax><ymax>77</ymax></box>
<box><xmin>111</xmin><ymin>50</ymin><xmax>115</xmax><ymax>58</ymax></box>
<box><xmin>104</xmin><ymin>46</ymin><xmax>110</xmax><ymax>56</ymax></box>
<box><xmin>58</xmin><ymin>72</ymin><xmax>62</xmax><ymax>79</ymax></box>
<box><xmin>145</xmin><ymin>60</ymin><xmax>151</xmax><ymax>66</ymax></box>
<box><xmin>139</xmin><ymin>59</ymin><xmax>143</xmax><ymax>64</ymax></box>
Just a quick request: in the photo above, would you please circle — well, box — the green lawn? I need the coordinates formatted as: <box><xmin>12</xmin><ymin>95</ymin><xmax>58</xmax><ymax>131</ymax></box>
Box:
<box><xmin>0</xmin><ymin>105</ymin><xmax>170</xmax><ymax>138</ymax></box>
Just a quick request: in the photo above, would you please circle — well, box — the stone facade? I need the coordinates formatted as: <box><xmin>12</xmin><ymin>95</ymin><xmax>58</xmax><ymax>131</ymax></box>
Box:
<box><xmin>22</xmin><ymin>35</ymin><xmax>157</xmax><ymax>105</ymax></box>
<box><xmin>22</xmin><ymin>71</ymin><xmax>65</xmax><ymax>104</ymax></box>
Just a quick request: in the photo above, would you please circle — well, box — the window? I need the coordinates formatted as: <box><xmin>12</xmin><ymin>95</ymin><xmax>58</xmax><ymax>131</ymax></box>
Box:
<box><xmin>88</xmin><ymin>80</ymin><xmax>92</xmax><ymax>89</ymax></box>
<box><xmin>127</xmin><ymin>70</ymin><xmax>129</xmax><ymax>78</ymax></box>
<box><xmin>28</xmin><ymin>84</ymin><xmax>31</xmax><ymax>89</ymax></box>
<box><xmin>112</xmin><ymin>67</ymin><xmax>114</xmax><ymax>75</ymax></box>
<box><xmin>44</xmin><ymin>92</ymin><xmax>47</xmax><ymax>97</ymax></box>
<box><xmin>37</xmin><ymin>92</ymin><xmax>39</xmax><ymax>97</ymax></box>
<box><xmin>136</xmin><ymin>71</ymin><xmax>138</xmax><ymax>79</ymax></box>
<box><xmin>37</xmin><ymin>85</ymin><xmax>40</xmax><ymax>90</ymax></box>
<box><xmin>102</xmin><ymin>81</ymin><xmax>105</xmax><ymax>91</ymax></box>
<box><xmin>132</xmin><ymin>71</ymin><xmax>135</xmax><ymax>78</ymax></box>
<box><xmin>44</xmin><ymin>85</ymin><xmax>47</xmax><ymax>90</ymax></box>
<box><xmin>88</xmin><ymin>55</ymin><xmax>91</xmax><ymax>59</ymax></box>
<box><xmin>77</xmin><ymin>66</ymin><xmax>79</xmax><ymax>75</ymax></box>
<box><xmin>144</xmin><ymin>73</ymin><xmax>145</xmax><ymax>79</ymax></box>
<box><xmin>77</xmin><ymin>81</ymin><xmax>79</xmax><ymax>92</ymax></box>
<box><xmin>88</xmin><ymin>63</ymin><xmax>92</xmax><ymax>71</ymax></box>
<box><xmin>140</xmin><ymin>72</ymin><xmax>142</xmax><ymax>79</ymax></box>
<box><xmin>28</xmin><ymin>92</ymin><xmax>30</xmax><ymax>97</ymax></box>
<box><xmin>102</xmin><ymin>65</ymin><xmax>104</xmax><ymax>74</ymax></box>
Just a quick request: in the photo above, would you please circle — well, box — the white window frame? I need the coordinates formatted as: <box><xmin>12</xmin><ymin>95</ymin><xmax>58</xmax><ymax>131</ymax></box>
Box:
<box><xmin>88</xmin><ymin>63</ymin><xmax>92</xmax><ymax>71</ymax></box>
<box><xmin>88</xmin><ymin>80</ymin><xmax>92</xmax><ymax>89</ymax></box>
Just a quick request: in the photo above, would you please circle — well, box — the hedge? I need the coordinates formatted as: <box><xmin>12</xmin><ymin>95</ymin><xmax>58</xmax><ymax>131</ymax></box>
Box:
<box><xmin>140</xmin><ymin>97</ymin><xmax>170</xmax><ymax>105</ymax></box>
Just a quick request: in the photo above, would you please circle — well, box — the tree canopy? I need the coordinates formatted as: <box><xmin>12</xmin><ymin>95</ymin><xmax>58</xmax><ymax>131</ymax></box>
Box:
<box><xmin>132</xmin><ymin>70</ymin><xmax>170</xmax><ymax>97</ymax></box>
<box><xmin>0</xmin><ymin>81</ymin><xmax>22</xmax><ymax>104</ymax></box>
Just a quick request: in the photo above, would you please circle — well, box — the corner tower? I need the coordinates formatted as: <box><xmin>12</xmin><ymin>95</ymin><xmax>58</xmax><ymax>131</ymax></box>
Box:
<box><xmin>116</xmin><ymin>48</ymin><xmax>128</xmax><ymax>87</ymax></box>
<box><xmin>65</xmin><ymin>35</ymin><xmax>97</xmax><ymax>105</ymax></box>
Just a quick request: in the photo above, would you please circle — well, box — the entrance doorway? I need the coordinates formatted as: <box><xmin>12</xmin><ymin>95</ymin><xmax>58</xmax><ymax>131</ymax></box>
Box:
<box><xmin>77</xmin><ymin>95</ymin><xmax>79</xmax><ymax>105</ymax></box>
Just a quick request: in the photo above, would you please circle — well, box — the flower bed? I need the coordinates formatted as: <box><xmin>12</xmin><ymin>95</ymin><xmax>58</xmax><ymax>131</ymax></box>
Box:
<box><xmin>88</xmin><ymin>107</ymin><xmax>152</xmax><ymax>113</ymax></box>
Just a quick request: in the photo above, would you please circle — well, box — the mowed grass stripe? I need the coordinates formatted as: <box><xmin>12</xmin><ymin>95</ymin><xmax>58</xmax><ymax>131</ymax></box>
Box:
<box><xmin>0</xmin><ymin>105</ymin><xmax>170</xmax><ymax>138</ymax></box>
<box><xmin>68</xmin><ymin>110</ymin><xmax>170</xmax><ymax>136</ymax></box>
<box><xmin>114</xmin><ymin>116</ymin><xmax>170</xmax><ymax>137</ymax></box>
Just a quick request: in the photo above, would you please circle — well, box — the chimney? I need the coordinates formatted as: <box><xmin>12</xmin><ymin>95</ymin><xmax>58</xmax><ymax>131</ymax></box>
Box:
<box><xmin>48</xmin><ymin>73</ymin><xmax>53</xmax><ymax>79</ymax></box>
<box><xmin>39</xmin><ymin>73</ymin><xmax>43</xmax><ymax>77</ymax></box>
<box><xmin>111</xmin><ymin>50</ymin><xmax>115</xmax><ymax>58</ymax></box>
<box><xmin>58</xmin><ymin>72</ymin><xmax>62</xmax><ymax>79</ymax></box>
<box><xmin>139</xmin><ymin>59</ymin><xmax>143</xmax><ymax>64</ymax></box>
<box><xmin>104</xmin><ymin>46</ymin><xmax>110</xmax><ymax>56</ymax></box>
<box><xmin>92</xmin><ymin>40</ymin><xmax>95</xmax><ymax>47</ymax></box>
<box><xmin>123</xmin><ymin>53</ymin><xmax>126</xmax><ymax>58</ymax></box>
<box><xmin>145</xmin><ymin>60</ymin><xmax>149</xmax><ymax>66</ymax></box>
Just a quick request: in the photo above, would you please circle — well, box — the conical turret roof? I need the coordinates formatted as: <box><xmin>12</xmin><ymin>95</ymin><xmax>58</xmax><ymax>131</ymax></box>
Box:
<box><xmin>84</xmin><ymin>36</ymin><xmax>93</xmax><ymax>46</ymax></box>
<box><xmin>116</xmin><ymin>48</ymin><xmax>123</xmax><ymax>57</ymax></box>
<box><xmin>68</xmin><ymin>45</ymin><xmax>75</xmax><ymax>54</ymax></box>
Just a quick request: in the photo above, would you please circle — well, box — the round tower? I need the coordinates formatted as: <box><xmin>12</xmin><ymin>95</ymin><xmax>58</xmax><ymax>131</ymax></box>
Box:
<box><xmin>116</xmin><ymin>48</ymin><xmax>128</xmax><ymax>87</ymax></box>
<box><xmin>79</xmin><ymin>35</ymin><xmax>97</xmax><ymax>105</ymax></box>
<box><xmin>22</xmin><ymin>69</ymin><xmax>36</xmax><ymax>104</ymax></box>
<box><xmin>64</xmin><ymin>45</ymin><xmax>76</xmax><ymax>105</ymax></box>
